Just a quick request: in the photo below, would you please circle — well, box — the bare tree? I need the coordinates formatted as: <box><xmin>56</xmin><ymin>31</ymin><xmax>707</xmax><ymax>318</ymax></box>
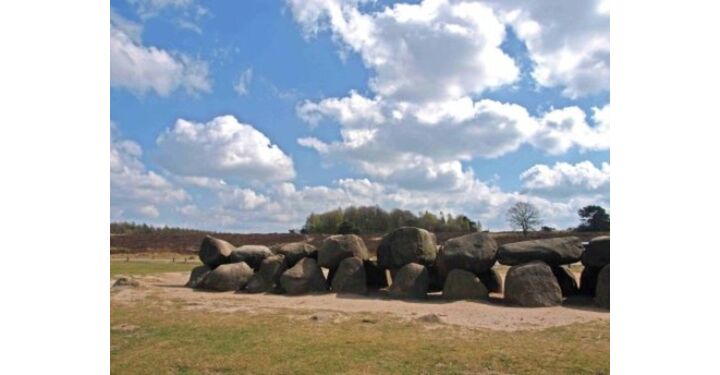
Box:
<box><xmin>507</xmin><ymin>202</ymin><xmax>542</xmax><ymax>237</ymax></box>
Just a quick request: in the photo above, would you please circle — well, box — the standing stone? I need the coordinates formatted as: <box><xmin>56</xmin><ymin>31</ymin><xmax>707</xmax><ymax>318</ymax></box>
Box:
<box><xmin>280</xmin><ymin>258</ymin><xmax>328</xmax><ymax>295</ymax></box>
<box><xmin>497</xmin><ymin>237</ymin><xmax>584</xmax><ymax>266</ymax></box>
<box><xmin>443</xmin><ymin>269</ymin><xmax>489</xmax><ymax>300</ymax></box>
<box><xmin>272</xmin><ymin>242</ymin><xmax>318</xmax><ymax>268</ymax></box>
<box><xmin>388</xmin><ymin>263</ymin><xmax>429</xmax><ymax>299</ymax></box>
<box><xmin>377</xmin><ymin>227</ymin><xmax>438</xmax><ymax>269</ymax></box>
<box><xmin>437</xmin><ymin>232</ymin><xmax>498</xmax><ymax>276</ymax></box>
<box><xmin>551</xmin><ymin>266</ymin><xmax>579</xmax><ymax>297</ymax></box>
<box><xmin>331</xmin><ymin>257</ymin><xmax>367</xmax><ymax>295</ymax></box>
<box><xmin>595</xmin><ymin>264</ymin><xmax>610</xmax><ymax>309</ymax></box>
<box><xmin>245</xmin><ymin>255</ymin><xmax>285</xmax><ymax>293</ymax></box>
<box><xmin>186</xmin><ymin>265</ymin><xmax>212</xmax><ymax>288</ymax></box>
<box><xmin>318</xmin><ymin>234</ymin><xmax>369</xmax><ymax>269</ymax></box>
<box><xmin>479</xmin><ymin>269</ymin><xmax>502</xmax><ymax>294</ymax></box>
<box><xmin>580</xmin><ymin>266</ymin><xmax>602</xmax><ymax>296</ymax></box>
<box><xmin>582</xmin><ymin>236</ymin><xmax>610</xmax><ymax>268</ymax></box>
<box><xmin>229</xmin><ymin>245</ymin><xmax>272</xmax><ymax>270</ymax></box>
<box><xmin>364</xmin><ymin>259</ymin><xmax>389</xmax><ymax>289</ymax></box>
<box><xmin>504</xmin><ymin>261</ymin><xmax>562</xmax><ymax>307</ymax></box>
<box><xmin>199</xmin><ymin>235</ymin><xmax>235</xmax><ymax>268</ymax></box>
<box><xmin>198</xmin><ymin>262</ymin><xmax>253</xmax><ymax>292</ymax></box>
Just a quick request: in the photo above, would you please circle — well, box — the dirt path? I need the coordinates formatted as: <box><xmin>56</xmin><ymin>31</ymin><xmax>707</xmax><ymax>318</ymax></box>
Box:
<box><xmin>111</xmin><ymin>272</ymin><xmax>608</xmax><ymax>332</ymax></box>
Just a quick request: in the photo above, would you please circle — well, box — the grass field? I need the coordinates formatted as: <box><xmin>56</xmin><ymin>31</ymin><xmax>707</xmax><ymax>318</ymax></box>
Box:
<box><xmin>111</xmin><ymin>301</ymin><xmax>609</xmax><ymax>375</ymax></box>
<box><xmin>111</xmin><ymin>259</ymin><xmax>200</xmax><ymax>277</ymax></box>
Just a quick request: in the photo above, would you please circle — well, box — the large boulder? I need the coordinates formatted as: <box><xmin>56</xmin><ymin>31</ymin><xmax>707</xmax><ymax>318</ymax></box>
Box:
<box><xmin>229</xmin><ymin>245</ymin><xmax>272</xmax><ymax>270</ymax></box>
<box><xmin>245</xmin><ymin>255</ymin><xmax>286</xmax><ymax>293</ymax></box>
<box><xmin>331</xmin><ymin>257</ymin><xmax>367</xmax><ymax>295</ymax></box>
<box><xmin>318</xmin><ymin>234</ymin><xmax>369</xmax><ymax>269</ymax></box>
<box><xmin>198</xmin><ymin>262</ymin><xmax>253</xmax><ymax>292</ymax></box>
<box><xmin>595</xmin><ymin>265</ymin><xmax>610</xmax><ymax>309</ymax></box>
<box><xmin>497</xmin><ymin>237</ymin><xmax>584</xmax><ymax>266</ymax></box>
<box><xmin>443</xmin><ymin>269</ymin><xmax>489</xmax><ymax>300</ymax></box>
<box><xmin>186</xmin><ymin>265</ymin><xmax>212</xmax><ymax>288</ymax></box>
<box><xmin>388</xmin><ymin>263</ymin><xmax>429</xmax><ymax>299</ymax></box>
<box><xmin>280</xmin><ymin>258</ymin><xmax>328</xmax><ymax>295</ymax></box>
<box><xmin>272</xmin><ymin>242</ymin><xmax>318</xmax><ymax>268</ymax></box>
<box><xmin>551</xmin><ymin>266</ymin><xmax>579</xmax><ymax>297</ymax></box>
<box><xmin>582</xmin><ymin>236</ymin><xmax>610</xmax><ymax>268</ymax></box>
<box><xmin>437</xmin><ymin>232</ymin><xmax>498</xmax><ymax>276</ymax></box>
<box><xmin>580</xmin><ymin>266</ymin><xmax>602</xmax><ymax>296</ymax></box>
<box><xmin>364</xmin><ymin>259</ymin><xmax>388</xmax><ymax>289</ymax></box>
<box><xmin>478</xmin><ymin>269</ymin><xmax>502</xmax><ymax>294</ymax></box>
<box><xmin>504</xmin><ymin>261</ymin><xmax>563</xmax><ymax>307</ymax></box>
<box><xmin>199</xmin><ymin>235</ymin><xmax>235</xmax><ymax>268</ymax></box>
<box><xmin>377</xmin><ymin>227</ymin><xmax>438</xmax><ymax>269</ymax></box>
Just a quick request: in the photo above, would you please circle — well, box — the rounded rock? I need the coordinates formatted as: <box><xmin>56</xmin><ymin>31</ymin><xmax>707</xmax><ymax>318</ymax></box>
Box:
<box><xmin>318</xmin><ymin>234</ymin><xmax>369</xmax><ymax>269</ymax></box>
<box><xmin>504</xmin><ymin>261</ymin><xmax>562</xmax><ymax>307</ymax></box>
<box><xmin>199</xmin><ymin>262</ymin><xmax>254</xmax><ymax>292</ymax></box>
<box><xmin>497</xmin><ymin>237</ymin><xmax>584</xmax><ymax>266</ymax></box>
<box><xmin>437</xmin><ymin>232</ymin><xmax>498</xmax><ymax>276</ymax></box>
<box><xmin>388</xmin><ymin>263</ymin><xmax>429</xmax><ymax>299</ymax></box>
<box><xmin>377</xmin><ymin>227</ymin><xmax>438</xmax><ymax>269</ymax></box>
<box><xmin>442</xmin><ymin>269</ymin><xmax>489</xmax><ymax>300</ymax></box>
<box><xmin>331</xmin><ymin>257</ymin><xmax>367</xmax><ymax>295</ymax></box>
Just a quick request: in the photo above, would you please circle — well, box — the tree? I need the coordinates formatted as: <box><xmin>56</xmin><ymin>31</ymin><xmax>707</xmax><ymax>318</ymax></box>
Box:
<box><xmin>507</xmin><ymin>202</ymin><xmax>542</xmax><ymax>237</ymax></box>
<box><xmin>337</xmin><ymin>220</ymin><xmax>360</xmax><ymax>234</ymax></box>
<box><xmin>577</xmin><ymin>205</ymin><xmax>610</xmax><ymax>231</ymax></box>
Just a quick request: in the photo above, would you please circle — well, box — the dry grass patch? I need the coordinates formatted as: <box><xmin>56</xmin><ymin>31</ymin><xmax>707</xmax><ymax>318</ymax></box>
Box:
<box><xmin>111</xmin><ymin>300</ymin><xmax>609</xmax><ymax>374</ymax></box>
<box><xmin>111</xmin><ymin>260</ymin><xmax>200</xmax><ymax>277</ymax></box>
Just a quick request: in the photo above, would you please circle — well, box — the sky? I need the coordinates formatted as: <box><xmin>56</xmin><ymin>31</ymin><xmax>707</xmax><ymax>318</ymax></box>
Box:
<box><xmin>110</xmin><ymin>0</ymin><xmax>610</xmax><ymax>233</ymax></box>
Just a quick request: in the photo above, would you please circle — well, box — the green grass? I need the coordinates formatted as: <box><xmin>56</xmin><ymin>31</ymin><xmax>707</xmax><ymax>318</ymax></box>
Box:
<box><xmin>111</xmin><ymin>301</ymin><xmax>609</xmax><ymax>374</ymax></box>
<box><xmin>111</xmin><ymin>260</ymin><xmax>200</xmax><ymax>277</ymax></box>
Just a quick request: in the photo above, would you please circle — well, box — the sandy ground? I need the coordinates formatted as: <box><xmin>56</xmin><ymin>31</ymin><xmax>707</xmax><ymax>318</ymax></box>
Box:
<box><xmin>112</xmin><ymin>272</ymin><xmax>608</xmax><ymax>332</ymax></box>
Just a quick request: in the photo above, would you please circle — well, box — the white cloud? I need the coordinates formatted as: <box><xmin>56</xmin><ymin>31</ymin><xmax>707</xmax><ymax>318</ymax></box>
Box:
<box><xmin>110</xmin><ymin>19</ymin><xmax>211</xmax><ymax>96</ymax></box>
<box><xmin>520</xmin><ymin>161</ymin><xmax>610</xmax><ymax>197</ymax></box>
<box><xmin>233</xmin><ymin>68</ymin><xmax>253</xmax><ymax>96</ymax></box>
<box><xmin>287</xmin><ymin>0</ymin><xmax>519</xmax><ymax>103</ymax></box>
<box><xmin>491</xmin><ymin>0</ymin><xmax>609</xmax><ymax>98</ymax></box>
<box><xmin>217</xmin><ymin>187</ymin><xmax>268</xmax><ymax>210</ymax></box>
<box><xmin>531</xmin><ymin>105</ymin><xmax>610</xmax><ymax>154</ymax></box>
<box><xmin>111</xmin><ymin>134</ymin><xmax>189</xmax><ymax>221</ymax></box>
<box><xmin>289</xmin><ymin>1</ymin><xmax>609</xmax><ymax>190</ymax></box>
<box><xmin>138</xmin><ymin>205</ymin><xmax>160</xmax><ymax>218</ymax></box>
<box><xmin>287</xmin><ymin>0</ymin><xmax>608</xmax><ymax>100</ymax></box>
<box><xmin>298</xmin><ymin>92</ymin><xmax>608</xmax><ymax>188</ymax></box>
<box><xmin>297</xmin><ymin>90</ymin><xmax>384</xmax><ymax>127</ymax></box>
<box><xmin>155</xmin><ymin>115</ymin><xmax>296</xmax><ymax>183</ymax></box>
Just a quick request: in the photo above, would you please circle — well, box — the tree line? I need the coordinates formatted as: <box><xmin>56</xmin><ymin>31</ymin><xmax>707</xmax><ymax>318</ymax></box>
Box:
<box><xmin>302</xmin><ymin>206</ymin><xmax>480</xmax><ymax>234</ymax></box>
<box><xmin>110</xmin><ymin>222</ymin><xmax>199</xmax><ymax>235</ymax></box>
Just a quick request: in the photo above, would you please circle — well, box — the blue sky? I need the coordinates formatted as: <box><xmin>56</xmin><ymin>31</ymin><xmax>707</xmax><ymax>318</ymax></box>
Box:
<box><xmin>111</xmin><ymin>0</ymin><xmax>610</xmax><ymax>232</ymax></box>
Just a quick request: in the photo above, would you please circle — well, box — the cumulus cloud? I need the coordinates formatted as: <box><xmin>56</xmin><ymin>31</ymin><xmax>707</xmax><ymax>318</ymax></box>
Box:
<box><xmin>297</xmin><ymin>92</ymin><xmax>607</xmax><ymax>188</ymax></box>
<box><xmin>297</xmin><ymin>90</ymin><xmax>385</xmax><ymax>127</ymax></box>
<box><xmin>287</xmin><ymin>0</ymin><xmax>608</xmax><ymax>100</ymax></box>
<box><xmin>110</xmin><ymin>17</ymin><xmax>211</xmax><ymax>96</ymax></box>
<box><xmin>155</xmin><ymin>115</ymin><xmax>296</xmax><ymax>184</ymax></box>
<box><xmin>520</xmin><ymin>161</ymin><xmax>610</xmax><ymax>198</ymax></box>
<box><xmin>287</xmin><ymin>0</ymin><xmax>519</xmax><ymax>103</ymax></box>
<box><xmin>491</xmin><ymin>0</ymin><xmax>609</xmax><ymax>98</ymax></box>
<box><xmin>111</xmin><ymin>134</ymin><xmax>189</xmax><ymax>220</ymax></box>
<box><xmin>289</xmin><ymin>0</ymin><xmax>609</xmax><ymax>190</ymax></box>
<box><xmin>530</xmin><ymin>105</ymin><xmax>610</xmax><ymax>154</ymax></box>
